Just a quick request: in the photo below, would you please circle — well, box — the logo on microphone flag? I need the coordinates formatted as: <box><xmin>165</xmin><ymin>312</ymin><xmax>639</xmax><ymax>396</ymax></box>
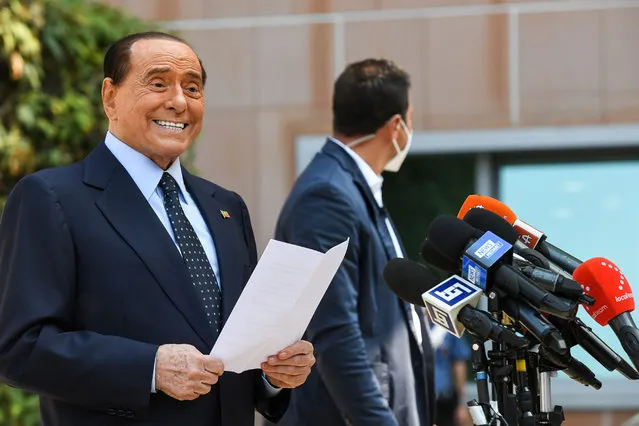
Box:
<box><xmin>423</xmin><ymin>275</ymin><xmax>482</xmax><ymax>337</ymax></box>
<box><xmin>513</xmin><ymin>218</ymin><xmax>544</xmax><ymax>249</ymax></box>
<box><xmin>462</xmin><ymin>231</ymin><xmax>512</xmax><ymax>289</ymax></box>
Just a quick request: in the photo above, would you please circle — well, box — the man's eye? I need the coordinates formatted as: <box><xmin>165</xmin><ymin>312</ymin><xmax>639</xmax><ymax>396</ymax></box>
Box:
<box><xmin>154</xmin><ymin>83</ymin><xmax>165</xmax><ymax>88</ymax></box>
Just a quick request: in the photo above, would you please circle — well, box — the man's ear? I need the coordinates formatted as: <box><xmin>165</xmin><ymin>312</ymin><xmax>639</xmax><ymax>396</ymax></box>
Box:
<box><xmin>388</xmin><ymin>113</ymin><xmax>403</xmax><ymax>140</ymax></box>
<box><xmin>101</xmin><ymin>78</ymin><xmax>117</xmax><ymax>121</ymax></box>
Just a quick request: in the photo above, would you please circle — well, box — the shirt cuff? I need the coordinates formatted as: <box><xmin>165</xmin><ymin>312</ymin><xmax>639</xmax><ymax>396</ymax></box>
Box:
<box><xmin>262</xmin><ymin>373</ymin><xmax>281</xmax><ymax>396</ymax></box>
<box><xmin>151</xmin><ymin>353</ymin><xmax>157</xmax><ymax>393</ymax></box>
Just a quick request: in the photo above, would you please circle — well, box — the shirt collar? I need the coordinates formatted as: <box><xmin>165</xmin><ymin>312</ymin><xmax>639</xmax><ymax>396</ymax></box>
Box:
<box><xmin>104</xmin><ymin>131</ymin><xmax>188</xmax><ymax>202</ymax></box>
<box><xmin>329</xmin><ymin>137</ymin><xmax>384</xmax><ymax>207</ymax></box>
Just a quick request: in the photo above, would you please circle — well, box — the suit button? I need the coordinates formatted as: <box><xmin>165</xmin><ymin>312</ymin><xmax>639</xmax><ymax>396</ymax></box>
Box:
<box><xmin>107</xmin><ymin>409</ymin><xmax>116</xmax><ymax>416</ymax></box>
<box><xmin>125</xmin><ymin>410</ymin><xmax>135</xmax><ymax>418</ymax></box>
<box><xmin>117</xmin><ymin>409</ymin><xmax>125</xmax><ymax>417</ymax></box>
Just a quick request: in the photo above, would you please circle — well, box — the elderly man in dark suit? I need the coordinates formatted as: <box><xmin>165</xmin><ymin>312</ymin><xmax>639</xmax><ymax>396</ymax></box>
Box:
<box><xmin>274</xmin><ymin>59</ymin><xmax>435</xmax><ymax>426</ymax></box>
<box><xmin>0</xmin><ymin>31</ymin><xmax>314</xmax><ymax>426</ymax></box>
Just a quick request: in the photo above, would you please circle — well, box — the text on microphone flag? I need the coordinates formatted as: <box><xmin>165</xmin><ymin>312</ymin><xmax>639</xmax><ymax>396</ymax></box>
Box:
<box><xmin>423</xmin><ymin>275</ymin><xmax>482</xmax><ymax>337</ymax></box>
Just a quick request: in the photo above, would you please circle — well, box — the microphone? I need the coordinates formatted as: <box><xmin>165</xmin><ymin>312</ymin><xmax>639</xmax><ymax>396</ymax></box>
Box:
<box><xmin>457</xmin><ymin>194</ymin><xmax>540</xmax><ymax>245</ymax></box>
<box><xmin>420</xmin><ymin>238</ymin><xmax>460</xmax><ymax>273</ymax></box>
<box><xmin>513</xmin><ymin>259</ymin><xmax>594</xmax><ymax>305</ymax></box>
<box><xmin>458</xmin><ymin>195</ymin><xmax>583</xmax><ymax>273</ymax></box>
<box><xmin>456</xmin><ymin>306</ymin><xmax>529</xmax><ymax>348</ymax></box>
<box><xmin>549</xmin><ymin>317</ymin><xmax>639</xmax><ymax>380</ymax></box>
<box><xmin>383</xmin><ymin>258</ymin><xmax>527</xmax><ymax>347</ymax></box>
<box><xmin>382</xmin><ymin>258</ymin><xmax>442</xmax><ymax>306</ymax></box>
<box><xmin>501</xmin><ymin>298</ymin><xmax>568</xmax><ymax>355</ymax></box>
<box><xmin>422</xmin><ymin>274</ymin><xmax>483</xmax><ymax>337</ymax></box>
<box><xmin>537</xmin><ymin>344</ymin><xmax>602</xmax><ymax>389</ymax></box>
<box><xmin>463</xmin><ymin>205</ymin><xmax>568</xmax><ymax>277</ymax></box>
<box><xmin>514</xmin><ymin>246</ymin><xmax>551</xmax><ymax>269</ymax></box>
<box><xmin>457</xmin><ymin>194</ymin><xmax>517</xmax><ymax>223</ymax></box>
<box><xmin>464</xmin><ymin>208</ymin><xmax>592</xmax><ymax>305</ymax></box>
<box><xmin>515</xmin><ymin>245</ymin><xmax>576</xmax><ymax>281</ymax></box>
<box><xmin>537</xmin><ymin>242</ymin><xmax>583</xmax><ymax>276</ymax></box>
<box><xmin>573</xmin><ymin>257</ymin><xmax>639</xmax><ymax>370</ymax></box>
<box><xmin>427</xmin><ymin>215</ymin><xmax>574</xmax><ymax>318</ymax></box>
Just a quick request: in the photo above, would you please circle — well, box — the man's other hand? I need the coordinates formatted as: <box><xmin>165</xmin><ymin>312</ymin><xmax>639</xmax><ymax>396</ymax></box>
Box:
<box><xmin>155</xmin><ymin>344</ymin><xmax>224</xmax><ymax>401</ymax></box>
<box><xmin>261</xmin><ymin>340</ymin><xmax>315</xmax><ymax>388</ymax></box>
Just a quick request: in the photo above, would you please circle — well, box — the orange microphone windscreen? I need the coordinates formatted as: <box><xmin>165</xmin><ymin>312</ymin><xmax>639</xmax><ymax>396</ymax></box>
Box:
<box><xmin>457</xmin><ymin>195</ymin><xmax>517</xmax><ymax>225</ymax></box>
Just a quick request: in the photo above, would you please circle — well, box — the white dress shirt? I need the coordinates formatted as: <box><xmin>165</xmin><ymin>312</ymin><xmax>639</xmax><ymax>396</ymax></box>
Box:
<box><xmin>329</xmin><ymin>138</ymin><xmax>423</xmax><ymax>345</ymax></box>
<box><xmin>105</xmin><ymin>132</ymin><xmax>221</xmax><ymax>285</ymax></box>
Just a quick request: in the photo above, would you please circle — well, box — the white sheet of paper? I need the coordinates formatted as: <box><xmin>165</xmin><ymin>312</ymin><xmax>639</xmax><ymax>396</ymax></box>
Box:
<box><xmin>210</xmin><ymin>238</ymin><xmax>349</xmax><ymax>373</ymax></box>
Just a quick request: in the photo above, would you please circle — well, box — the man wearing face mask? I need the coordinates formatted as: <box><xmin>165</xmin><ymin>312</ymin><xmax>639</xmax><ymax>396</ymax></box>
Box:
<box><xmin>273</xmin><ymin>59</ymin><xmax>435</xmax><ymax>426</ymax></box>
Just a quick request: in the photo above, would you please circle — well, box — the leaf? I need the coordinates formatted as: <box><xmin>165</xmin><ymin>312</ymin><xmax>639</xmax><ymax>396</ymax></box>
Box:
<box><xmin>15</xmin><ymin>103</ymin><xmax>35</xmax><ymax>127</ymax></box>
<box><xmin>41</xmin><ymin>30</ymin><xmax>63</xmax><ymax>62</ymax></box>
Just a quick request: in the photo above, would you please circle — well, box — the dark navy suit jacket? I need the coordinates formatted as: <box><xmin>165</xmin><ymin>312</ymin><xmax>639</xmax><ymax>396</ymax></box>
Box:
<box><xmin>0</xmin><ymin>143</ymin><xmax>289</xmax><ymax>426</ymax></box>
<box><xmin>274</xmin><ymin>140</ymin><xmax>435</xmax><ymax>426</ymax></box>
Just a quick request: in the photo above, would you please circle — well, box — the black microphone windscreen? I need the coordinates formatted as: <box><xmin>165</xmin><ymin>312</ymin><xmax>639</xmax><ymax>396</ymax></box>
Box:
<box><xmin>383</xmin><ymin>258</ymin><xmax>440</xmax><ymax>306</ymax></box>
<box><xmin>420</xmin><ymin>239</ymin><xmax>459</xmax><ymax>272</ymax></box>
<box><xmin>463</xmin><ymin>208</ymin><xmax>519</xmax><ymax>244</ymax></box>
<box><xmin>427</xmin><ymin>215</ymin><xmax>481</xmax><ymax>261</ymax></box>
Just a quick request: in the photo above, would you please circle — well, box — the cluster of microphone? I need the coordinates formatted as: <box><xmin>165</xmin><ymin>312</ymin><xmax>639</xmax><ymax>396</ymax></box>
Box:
<box><xmin>383</xmin><ymin>195</ymin><xmax>639</xmax><ymax>426</ymax></box>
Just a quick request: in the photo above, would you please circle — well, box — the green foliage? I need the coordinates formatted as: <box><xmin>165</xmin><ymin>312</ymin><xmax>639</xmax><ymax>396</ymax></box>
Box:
<box><xmin>0</xmin><ymin>0</ymin><xmax>155</xmax><ymax>422</ymax></box>
<box><xmin>0</xmin><ymin>385</ymin><xmax>40</xmax><ymax>426</ymax></box>
<box><xmin>0</xmin><ymin>0</ymin><xmax>157</xmax><ymax>212</ymax></box>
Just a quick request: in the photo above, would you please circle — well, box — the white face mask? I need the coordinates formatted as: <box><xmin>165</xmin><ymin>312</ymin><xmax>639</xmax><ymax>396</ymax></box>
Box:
<box><xmin>384</xmin><ymin>120</ymin><xmax>412</xmax><ymax>173</ymax></box>
<box><xmin>346</xmin><ymin>119</ymin><xmax>413</xmax><ymax>173</ymax></box>
<box><xmin>346</xmin><ymin>133</ymin><xmax>375</xmax><ymax>149</ymax></box>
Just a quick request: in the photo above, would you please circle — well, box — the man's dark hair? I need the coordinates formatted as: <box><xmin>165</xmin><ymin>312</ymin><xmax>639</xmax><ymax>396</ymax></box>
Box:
<box><xmin>332</xmin><ymin>58</ymin><xmax>411</xmax><ymax>137</ymax></box>
<box><xmin>103</xmin><ymin>31</ymin><xmax>207</xmax><ymax>86</ymax></box>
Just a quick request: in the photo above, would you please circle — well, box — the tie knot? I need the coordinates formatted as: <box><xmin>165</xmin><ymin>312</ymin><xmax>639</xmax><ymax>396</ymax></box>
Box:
<box><xmin>159</xmin><ymin>172</ymin><xmax>180</xmax><ymax>202</ymax></box>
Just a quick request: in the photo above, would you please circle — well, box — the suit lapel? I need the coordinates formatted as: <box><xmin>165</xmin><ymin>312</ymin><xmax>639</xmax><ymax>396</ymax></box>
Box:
<box><xmin>322</xmin><ymin>140</ymin><xmax>425</xmax><ymax>349</ymax></box>
<box><xmin>86</xmin><ymin>144</ymin><xmax>216</xmax><ymax>348</ymax></box>
<box><xmin>386</xmin><ymin>214</ymin><xmax>408</xmax><ymax>257</ymax></box>
<box><xmin>376</xmin><ymin>207</ymin><xmax>403</xmax><ymax>261</ymax></box>
<box><xmin>322</xmin><ymin>140</ymin><xmax>396</xmax><ymax>260</ymax></box>
<box><xmin>183</xmin><ymin>171</ymin><xmax>245</xmax><ymax>322</ymax></box>
<box><xmin>382</xmin><ymin>210</ymin><xmax>424</xmax><ymax>347</ymax></box>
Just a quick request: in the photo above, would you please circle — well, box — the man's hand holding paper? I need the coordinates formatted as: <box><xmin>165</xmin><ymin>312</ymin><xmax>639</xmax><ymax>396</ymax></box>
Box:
<box><xmin>210</xmin><ymin>238</ymin><xmax>348</xmax><ymax>375</ymax></box>
<box><xmin>261</xmin><ymin>340</ymin><xmax>316</xmax><ymax>388</ymax></box>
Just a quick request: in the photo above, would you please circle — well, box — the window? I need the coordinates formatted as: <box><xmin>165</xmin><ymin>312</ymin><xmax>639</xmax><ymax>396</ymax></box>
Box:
<box><xmin>500</xmin><ymin>160</ymin><xmax>639</xmax><ymax>379</ymax></box>
<box><xmin>385</xmin><ymin>153</ymin><xmax>476</xmax><ymax>264</ymax></box>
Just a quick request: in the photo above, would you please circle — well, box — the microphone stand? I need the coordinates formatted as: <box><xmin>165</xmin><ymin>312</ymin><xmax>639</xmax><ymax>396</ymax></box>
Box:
<box><xmin>514</xmin><ymin>349</ymin><xmax>535</xmax><ymax>426</ymax></box>
<box><xmin>467</xmin><ymin>290</ymin><xmax>566</xmax><ymax>426</ymax></box>
<box><xmin>488</xmin><ymin>294</ymin><xmax>519</xmax><ymax>426</ymax></box>
<box><xmin>488</xmin><ymin>339</ymin><xmax>518</xmax><ymax>426</ymax></box>
<box><xmin>468</xmin><ymin>335</ymin><xmax>511</xmax><ymax>426</ymax></box>
<box><xmin>538</xmin><ymin>371</ymin><xmax>554</xmax><ymax>415</ymax></box>
<box><xmin>469</xmin><ymin>335</ymin><xmax>492</xmax><ymax>421</ymax></box>
<box><xmin>465</xmin><ymin>293</ymin><xmax>518</xmax><ymax>426</ymax></box>
<box><xmin>536</xmin><ymin>358</ymin><xmax>566</xmax><ymax>426</ymax></box>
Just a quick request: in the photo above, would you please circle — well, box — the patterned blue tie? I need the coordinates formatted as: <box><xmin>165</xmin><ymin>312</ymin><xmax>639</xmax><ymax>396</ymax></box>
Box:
<box><xmin>159</xmin><ymin>172</ymin><xmax>222</xmax><ymax>333</ymax></box>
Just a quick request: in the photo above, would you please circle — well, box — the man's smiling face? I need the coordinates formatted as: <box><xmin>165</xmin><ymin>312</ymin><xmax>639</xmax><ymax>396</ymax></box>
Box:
<box><xmin>102</xmin><ymin>38</ymin><xmax>205</xmax><ymax>169</ymax></box>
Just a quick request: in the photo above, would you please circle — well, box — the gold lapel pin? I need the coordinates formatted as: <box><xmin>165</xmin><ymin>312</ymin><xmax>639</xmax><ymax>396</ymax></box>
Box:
<box><xmin>220</xmin><ymin>210</ymin><xmax>231</xmax><ymax>219</ymax></box>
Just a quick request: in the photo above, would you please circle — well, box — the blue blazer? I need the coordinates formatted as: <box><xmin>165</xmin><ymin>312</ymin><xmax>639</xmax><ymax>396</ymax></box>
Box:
<box><xmin>275</xmin><ymin>141</ymin><xmax>435</xmax><ymax>426</ymax></box>
<box><xmin>0</xmin><ymin>143</ymin><xmax>289</xmax><ymax>426</ymax></box>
